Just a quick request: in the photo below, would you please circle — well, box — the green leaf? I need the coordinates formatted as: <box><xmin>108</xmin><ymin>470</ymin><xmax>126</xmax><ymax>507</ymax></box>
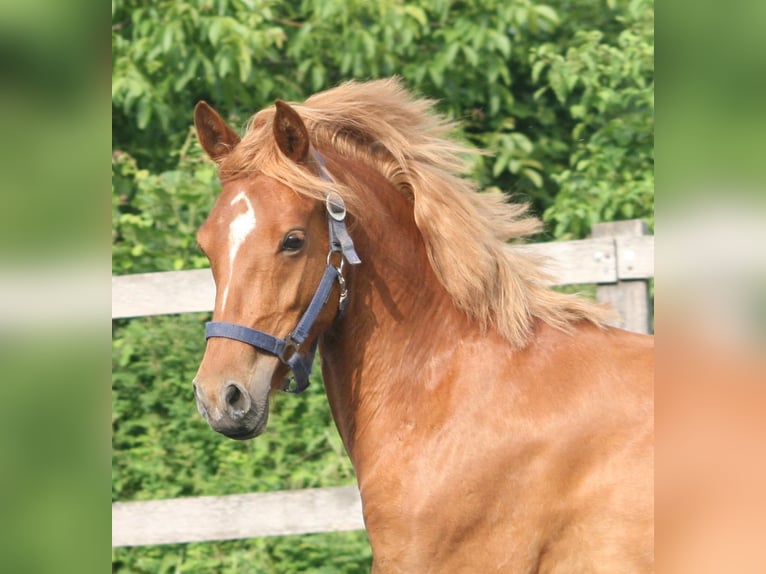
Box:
<box><xmin>570</xmin><ymin>104</ymin><xmax>586</xmax><ymax>119</ymax></box>
<box><xmin>311</xmin><ymin>64</ymin><xmax>325</xmax><ymax>91</ymax></box>
<box><xmin>492</xmin><ymin>154</ymin><xmax>509</xmax><ymax>178</ymax></box>
<box><xmin>522</xmin><ymin>168</ymin><xmax>543</xmax><ymax>188</ymax></box>
<box><xmin>161</xmin><ymin>24</ymin><xmax>174</xmax><ymax>53</ymax></box>
<box><xmin>462</xmin><ymin>45</ymin><xmax>479</xmax><ymax>67</ymax></box>
<box><xmin>428</xmin><ymin>65</ymin><xmax>444</xmax><ymax>88</ymax></box>
<box><xmin>218</xmin><ymin>54</ymin><xmax>232</xmax><ymax>77</ymax></box>
<box><xmin>237</xmin><ymin>48</ymin><xmax>252</xmax><ymax>83</ymax></box>
<box><xmin>208</xmin><ymin>19</ymin><xmax>223</xmax><ymax>47</ymax></box>
<box><xmin>403</xmin><ymin>5</ymin><xmax>427</xmax><ymax>26</ymax></box>
<box><xmin>444</xmin><ymin>42</ymin><xmax>459</xmax><ymax>66</ymax></box>
<box><xmin>548</xmin><ymin>64</ymin><xmax>568</xmax><ymax>103</ymax></box>
<box><xmin>489</xmin><ymin>92</ymin><xmax>500</xmax><ymax>115</ymax></box>
<box><xmin>534</xmin><ymin>5</ymin><xmax>560</xmax><ymax>25</ymax></box>
<box><xmin>173</xmin><ymin>57</ymin><xmax>199</xmax><ymax>92</ymax></box>
<box><xmin>493</xmin><ymin>32</ymin><xmax>512</xmax><ymax>58</ymax></box>
<box><xmin>136</xmin><ymin>97</ymin><xmax>152</xmax><ymax>129</ymax></box>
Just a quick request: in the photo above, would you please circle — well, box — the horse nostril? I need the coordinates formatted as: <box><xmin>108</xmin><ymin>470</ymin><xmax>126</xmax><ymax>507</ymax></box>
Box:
<box><xmin>225</xmin><ymin>384</ymin><xmax>240</xmax><ymax>404</ymax></box>
<box><xmin>223</xmin><ymin>382</ymin><xmax>250</xmax><ymax>415</ymax></box>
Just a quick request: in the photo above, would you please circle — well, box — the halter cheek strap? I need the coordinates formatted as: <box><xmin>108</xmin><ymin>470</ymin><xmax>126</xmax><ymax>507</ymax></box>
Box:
<box><xmin>204</xmin><ymin>151</ymin><xmax>360</xmax><ymax>393</ymax></box>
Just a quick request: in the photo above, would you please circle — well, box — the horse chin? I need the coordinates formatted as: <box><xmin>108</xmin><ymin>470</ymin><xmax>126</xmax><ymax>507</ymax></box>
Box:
<box><xmin>218</xmin><ymin>420</ymin><xmax>267</xmax><ymax>440</ymax></box>
<box><xmin>212</xmin><ymin>407</ymin><xmax>269</xmax><ymax>440</ymax></box>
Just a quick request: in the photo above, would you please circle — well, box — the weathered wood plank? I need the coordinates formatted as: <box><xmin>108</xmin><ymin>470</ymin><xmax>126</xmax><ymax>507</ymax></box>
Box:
<box><xmin>111</xmin><ymin>268</ymin><xmax>215</xmax><ymax>319</ymax></box>
<box><xmin>592</xmin><ymin>220</ymin><xmax>652</xmax><ymax>334</ymax></box>
<box><xmin>616</xmin><ymin>235</ymin><xmax>654</xmax><ymax>280</ymax></box>
<box><xmin>112</xmin><ymin>486</ymin><xmax>365</xmax><ymax>547</ymax></box>
<box><xmin>514</xmin><ymin>237</ymin><xmax>618</xmax><ymax>285</ymax></box>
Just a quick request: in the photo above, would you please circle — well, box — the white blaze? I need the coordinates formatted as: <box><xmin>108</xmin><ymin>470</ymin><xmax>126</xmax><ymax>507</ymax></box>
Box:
<box><xmin>221</xmin><ymin>191</ymin><xmax>256</xmax><ymax>311</ymax></box>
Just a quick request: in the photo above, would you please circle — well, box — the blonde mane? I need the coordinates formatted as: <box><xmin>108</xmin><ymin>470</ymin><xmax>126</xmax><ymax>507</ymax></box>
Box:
<box><xmin>220</xmin><ymin>78</ymin><xmax>610</xmax><ymax>347</ymax></box>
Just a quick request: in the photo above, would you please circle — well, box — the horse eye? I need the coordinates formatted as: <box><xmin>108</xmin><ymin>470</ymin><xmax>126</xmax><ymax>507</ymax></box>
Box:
<box><xmin>281</xmin><ymin>232</ymin><xmax>305</xmax><ymax>252</ymax></box>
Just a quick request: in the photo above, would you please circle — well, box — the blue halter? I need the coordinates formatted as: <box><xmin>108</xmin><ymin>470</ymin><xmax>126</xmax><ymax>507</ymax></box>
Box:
<box><xmin>204</xmin><ymin>151</ymin><xmax>361</xmax><ymax>393</ymax></box>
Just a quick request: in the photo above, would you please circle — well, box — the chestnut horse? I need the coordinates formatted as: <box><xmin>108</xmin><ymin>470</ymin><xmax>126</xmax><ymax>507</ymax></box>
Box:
<box><xmin>192</xmin><ymin>79</ymin><xmax>653</xmax><ymax>573</ymax></box>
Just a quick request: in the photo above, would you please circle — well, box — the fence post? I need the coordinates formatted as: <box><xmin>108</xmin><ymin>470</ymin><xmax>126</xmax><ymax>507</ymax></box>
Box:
<box><xmin>591</xmin><ymin>220</ymin><xmax>652</xmax><ymax>334</ymax></box>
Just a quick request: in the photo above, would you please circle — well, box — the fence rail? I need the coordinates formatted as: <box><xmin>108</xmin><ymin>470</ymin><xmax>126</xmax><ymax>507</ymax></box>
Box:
<box><xmin>112</xmin><ymin>219</ymin><xmax>653</xmax><ymax>547</ymax></box>
<box><xmin>113</xmin><ymin>486</ymin><xmax>364</xmax><ymax>547</ymax></box>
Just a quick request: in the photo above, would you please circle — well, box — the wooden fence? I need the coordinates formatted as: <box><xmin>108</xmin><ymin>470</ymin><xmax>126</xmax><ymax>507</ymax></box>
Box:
<box><xmin>112</xmin><ymin>219</ymin><xmax>653</xmax><ymax>547</ymax></box>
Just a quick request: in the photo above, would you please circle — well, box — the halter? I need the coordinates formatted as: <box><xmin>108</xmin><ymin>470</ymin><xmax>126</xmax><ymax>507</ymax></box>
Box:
<box><xmin>204</xmin><ymin>151</ymin><xmax>361</xmax><ymax>393</ymax></box>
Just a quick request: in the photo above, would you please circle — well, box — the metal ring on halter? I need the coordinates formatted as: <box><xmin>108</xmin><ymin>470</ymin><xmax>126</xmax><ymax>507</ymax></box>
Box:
<box><xmin>278</xmin><ymin>336</ymin><xmax>300</xmax><ymax>364</ymax></box>
<box><xmin>325</xmin><ymin>192</ymin><xmax>347</xmax><ymax>221</ymax></box>
<box><xmin>326</xmin><ymin>250</ymin><xmax>346</xmax><ymax>273</ymax></box>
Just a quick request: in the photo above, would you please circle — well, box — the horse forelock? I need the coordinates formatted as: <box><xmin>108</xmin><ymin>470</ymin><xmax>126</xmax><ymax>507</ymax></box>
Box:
<box><xmin>219</xmin><ymin>78</ymin><xmax>611</xmax><ymax>347</ymax></box>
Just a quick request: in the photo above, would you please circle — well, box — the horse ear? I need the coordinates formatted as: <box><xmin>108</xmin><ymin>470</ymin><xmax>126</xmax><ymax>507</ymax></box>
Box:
<box><xmin>273</xmin><ymin>100</ymin><xmax>310</xmax><ymax>163</ymax></box>
<box><xmin>194</xmin><ymin>101</ymin><xmax>241</xmax><ymax>163</ymax></box>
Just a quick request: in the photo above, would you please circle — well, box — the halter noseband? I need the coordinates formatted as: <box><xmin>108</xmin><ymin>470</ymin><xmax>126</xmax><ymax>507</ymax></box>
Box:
<box><xmin>204</xmin><ymin>151</ymin><xmax>361</xmax><ymax>393</ymax></box>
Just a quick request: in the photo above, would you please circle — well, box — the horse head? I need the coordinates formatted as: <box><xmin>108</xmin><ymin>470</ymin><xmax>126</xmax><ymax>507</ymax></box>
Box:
<box><xmin>191</xmin><ymin>100</ymin><xmax>355</xmax><ymax>439</ymax></box>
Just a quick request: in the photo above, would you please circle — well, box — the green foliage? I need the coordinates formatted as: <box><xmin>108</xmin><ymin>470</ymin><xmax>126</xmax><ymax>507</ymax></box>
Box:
<box><xmin>531</xmin><ymin>0</ymin><xmax>654</xmax><ymax>238</ymax></box>
<box><xmin>112</xmin><ymin>132</ymin><xmax>217</xmax><ymax>274</ymax></box>
<box><xmin>113</xmin><ymin>0</ymin><xmax>655</xmax><ymax>208</ymax></box>
<box><xmin>113</xmin><ymin>0</ymin><xmax>653</xmax><ymax>570</ymax></box>
<box><xmin>112</xmin><ymin>0</ymin><xmax>293</xmax><ymax>168</ymax></box>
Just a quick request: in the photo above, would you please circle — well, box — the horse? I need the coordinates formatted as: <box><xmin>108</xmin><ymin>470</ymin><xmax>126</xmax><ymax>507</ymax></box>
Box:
<box><xmin>191</xmin><ymin>78</ymin><xmax>654</xmax><ymax>573</ymax></box>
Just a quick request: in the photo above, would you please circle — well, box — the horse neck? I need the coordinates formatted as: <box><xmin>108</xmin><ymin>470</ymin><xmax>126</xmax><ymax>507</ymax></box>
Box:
<box><xmin>318</xmin><ymin>153</ymin><xmax>474</xmax><ymax>465</ymax></box>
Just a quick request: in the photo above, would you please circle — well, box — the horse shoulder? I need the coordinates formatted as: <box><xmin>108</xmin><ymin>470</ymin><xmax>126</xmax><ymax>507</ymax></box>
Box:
<box><xmin>357</xmin><ymin>324</ymin><xmax>654</xmax><ymax>572</ymax></box>
<box><xmin>518</xmin><ymin>323</ymin><xmax>654</xmax><ymax>572</ymax></box>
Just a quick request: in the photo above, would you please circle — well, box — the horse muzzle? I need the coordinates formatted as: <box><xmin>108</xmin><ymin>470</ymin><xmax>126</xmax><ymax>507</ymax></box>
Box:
<box><xmin>193</xmin><ymin>379</ymin><xmax>270</xmax><ymax>440</ymax></box>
